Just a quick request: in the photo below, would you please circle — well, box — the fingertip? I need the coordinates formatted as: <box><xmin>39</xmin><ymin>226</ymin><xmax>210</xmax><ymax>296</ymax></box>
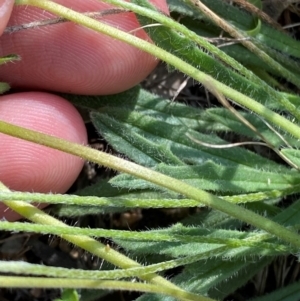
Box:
<box><xmin>149</xmin><ymin>0</ymin><xmax>169</xmax><ymax>13</ymax></box>
<box><xmin>0</xmin><ymin>0</ymin><xmax>14</xmax><ymax>36</ymax></box>
<box><xmin>0</xmin><ymin>92</ymin><xmax>87</xmax><ymax>220</ymax></box>
<box><xmin>0</xmin><ymin>1</ymin><xmax>169</xmax><ymax>94</ymax></box>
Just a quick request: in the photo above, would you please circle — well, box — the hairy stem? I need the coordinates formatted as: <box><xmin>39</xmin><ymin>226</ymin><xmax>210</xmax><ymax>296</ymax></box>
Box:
<box><xmin>14</xmin><ymin>0</ymin><xmax>300</xmax><ymax>139</ymax></box>
<box><xmin>1</xmin><ymin>121</ymin><xmax>300</xmax><ymax>250</ymax></box>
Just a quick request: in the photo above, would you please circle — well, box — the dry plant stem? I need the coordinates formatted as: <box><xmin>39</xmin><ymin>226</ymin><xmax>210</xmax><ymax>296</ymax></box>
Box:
<box><xmin>2</xmin><ymin>1</ymin><xmax>297</xmax><ymax>298</ymax></box>
<box><xmin>95</xmin><ymin>0</ymin><xmax>300</xmax><ymax>120</ymax></box>
<box><xmin>97</xmin><ymin>0</ymin><xmax>282</xmax><ymax>96</ymax></box>
<box><xmin>284</xmin><ymin>22</ymin><xmax>300</xmax><ymax>29</ymax></box>
<box><xmin>4</xmin><ymin>8</ymin><xmax>128</xmax><ymax>33</ymax></box>
<box><xmin>14</xmin><ymin>0</ymin><xmax>300</xmax><ymax>141</ymax></box>
<box><xmin>184</xmin><ymin>0</ymin><xmax>300</xmax><ymax>107</ymax></box>
<box><xmin>13</xmin><ymin>0</ymin><xmax>281</xmax><ymax>103</ymax></box>
<box><xmin>0</xmin><ymin>184</ymin><xmax>203</xmax><ymax>301</ymax></box>
<box><xmin>203</xmin><ymin>81</ymin><xmax>300</xmax><ymax>170</ymax></box>
<box><xmin>1</xmin><ymin>121</ymin><xmax>300</xmax><ymax>251</ymax></box>
<box><xmin>224</xmin><ymin>0</ymin><xmax>284</xmax><ymax>30</ymax></box>
<box><xmin>7</xmin><ymin>0</ymin><xmax>300</xmax><ymax>247</ymax></box>
<box><xmin>187</xmin><ymin>134</ymin><xmax>269</xmax><ymax>148</ymax></box>
<box><xmin>262</xmin><ymin>0</ymin><xmax>300</xmax><ymax>20</ymax></box>
<box><xmin>185</xmin><ymin>0</ymin><xmax>272</xmax><ymax>61</ymax></box>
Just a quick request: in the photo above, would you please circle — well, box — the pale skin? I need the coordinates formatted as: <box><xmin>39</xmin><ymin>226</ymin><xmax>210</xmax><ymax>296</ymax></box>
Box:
<box><xmin>0</xmin><ymin>0</ymin><xmax>168</xmax><ymax>220</ymax></box>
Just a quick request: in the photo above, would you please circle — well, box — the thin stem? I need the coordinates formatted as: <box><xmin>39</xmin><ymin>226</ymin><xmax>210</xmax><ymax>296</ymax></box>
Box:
<box><xmin>14</xmin><ymin>0</ymin><xmax>300</xmax><ymax>139</ymax></box>
<box><xmin>0</xmin><ymin>191</ymin><xmax>206</xmax><ymax>207</ymax></box>
<box><xmin>13</xmin><ymin>0</ymin><xmax>282</xmax><ymax>108</ymax></box>
<box><xmin>0</xmin><ymin>183</ymin><xmax>191</xmax><ymax>300</ymax></box>
<box><xmin>2</xmin><ymin>186</ymin><xmax>300</xmax><ymax>207</ymax></box>
<box><xmin>0</xmin><ymin>221</ymin><xmax>292</xmax><ymax>252</ymax></box>
<box><xmin>1</xmin><ymin>121</ymin><xmax>300</xmax><ymax>249</ymax></box>
<box><xmin>4</xmin><ymin>8</ymin><xmax>128</xmax><ymax>33</ymax></box>
<box><xmin>0</xmin><ymin>248</ymin><xmax>228</xmax><ymax>282</ymax></box>
<box><xmin>0</xmin><ymin>277</ymin><xmax>208</xmax><ymax>301</ymax></box>
<box><xmin>184</xmin><ymin>0</ymin><xmax>300</xmax><ymax>89</ymax></box>
<box><xmin>98</xmin><ymin>0</ymin><xmax>293</xmax><ymax>114</ymax></box>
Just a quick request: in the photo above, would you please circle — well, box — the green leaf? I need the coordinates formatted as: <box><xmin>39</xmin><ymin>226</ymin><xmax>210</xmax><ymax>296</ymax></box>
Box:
<box><xmin>175</xmin><ymin>257</ymin><xmax>272</xmax><ymax>297</ymax></box>
<box><xmin>113</xmin><ymin>218</ymin><xmax>295</xmax><ymax>257</ymax></box>
<box><xmin>135</xmin><ymin>256</ymin><xmax>273</xmax><ymax>301</ymax></box>
<box><xmin>246</xmin><ymin>0</ymin><xmax>262</xmax><ymax>36</ymax></box>
<box><xmin>55</xmin><ymin>289</ymin><xmax>79</xmax><ymax>301</ymax></box>
<box><xmin>0</xmin><ymin>55</ymin><xmax>20</xmax><ymax>94</ymax></box>
<box><xmin>91</xmin><ymin>111</ymin><xmax>184</xmax><ymax>167</ymax></box>
<box><xmin>249</xmin><ymin>280</ymin><xmax>300</xmax><ymax>301</ymax></box>
<box><xmin>208</xmin><ymin>258</ymin><xmax>271</xmax><ymax>299</ymax></box>
<box><xmin>280</xmin><ymin>148</ymin><xmax>300</xmax><ymax>170</ymax></box>
<box><xmin>181</xmin><ymin>207</ymin><xmax>243</xmax><ymax>229</ymax></box>
<box><xmin>65</xmin><ymin>86</ymin><xmax>205</xmax><ymax>130</ymax></box>
<box><xmin>50</xmin><ymin>180</ymin><xmax>129</xmax><ymax>216</ymax></box>
<box><xmin>0</xmin><ymin>82</ymin><xmax>10</xmax><ymax>94</ymax></box>
<box><xmin>183</xmin><ymin>0</ymin><xmax>300</xmax><ymax>61</ymax></box>
<box><xmin>80</xmin><ymin>87</ymin><xmax>299</xmax><ymax>198</ymax></box>
<box><xmin>206</xmin><ymin>108</ymin><xmax>300</xmax><ymax>149</ymax></box>
<box><xmin>248</xmin><ymin>0</ymin><xmax>262</xmax><ymax>9</ymax></box>
<box><xmin>92</xmin><ymin>106</ymin><xmax>282</xmax><ymax>169</ymax></box>
<box><xmin>247</xmin><ymin>19</ymin><xmax>261</xmax><ymax>36</ymax></box>
<box><xmin>167</xmin><ymin>0</ymin><xmax>300</xmax><ymax>78</ymax></box>
<box><xmin>133</xmin><ymin>199</ymin><xmax>300</xmax><ymax>301</ymax></box>
<box><xmin>0</xmin><ymin>54</ymin><xmax>20</xmax><ymax>65</ymax></box>
<box><xmin>134</xmin><ymin>6</ymin><xmax>277</xmax><ymax>106</ymax></box>
<box><xmin>167</xmin><ymin>0</ymin><xmax>200</xmax><ymax>18</ymax></box>
<box><xmin>272</xmin><ymin>198</ymin><xmax>300</xmax><ymax>227</ymax></box>
<box><xmin>112</xmin><ymin>162</ymin><xmax>300</xmax><ymax>194</ymax></box>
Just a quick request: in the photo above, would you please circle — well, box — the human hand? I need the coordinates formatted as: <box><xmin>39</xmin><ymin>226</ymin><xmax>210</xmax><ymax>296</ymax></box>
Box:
<box><xmin>0</xmin><ymin>0</ymin><xmax>168</xmax><ymax>220</ymax></box>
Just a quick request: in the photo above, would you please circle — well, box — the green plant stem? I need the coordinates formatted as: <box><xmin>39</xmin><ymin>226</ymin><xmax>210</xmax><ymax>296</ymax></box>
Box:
<box><xmin>184</xmin><ymin>0</ymin><xmax>300</xmax><ymax>89</ymax></box>
<box><xmin>0</xmin><ymin>191</ymin><xmax>207</xmax><ymax>207</ymax></box>
<box><xmin>14</xmin><ymin>0</ymin><xmax>300</xmax><ymax>139</ymax></box>
<box><xmin>0</xmin><ymin>185</ymin><xmax>199</xmax><ymax>301</ymax></box>
<box><xmin>99</xmin><ymin>0</ymin><xmax>275</xmax><ymax>90</ymax></box>
<box><xmin>100</xmin><ymin>0</ymin><xmax>299</xmax><ymax>118</ymax></box>
<box><xmin>0</xmin><ymin>221</ymin><xmax>291</xmax><ymax>253</ymax></box>
<box><xmin>0</xmin><ymin>121</ymin><xmax>300</xmax><ymax>250</ymax></box>
<box><xmin>0</xmin><ymin>277</ymin><xmax>205</xmax><ymax>301</ymax></box>
<box><xmin>2</xmin><ymin>186</ymin><xmax>300</xmax><ymax>207</ymax></box>
<box><xmin>0</xmin><ymin>247</ymin><xmax>228</xmax><ymax>281</ymax></box>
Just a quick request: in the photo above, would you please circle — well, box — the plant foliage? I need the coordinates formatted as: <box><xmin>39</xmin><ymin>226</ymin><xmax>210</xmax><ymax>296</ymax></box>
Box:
<box><xmin>1</xmin><ymin>0</ymin><xmax>300</xmax><ymax>300</ymax></box>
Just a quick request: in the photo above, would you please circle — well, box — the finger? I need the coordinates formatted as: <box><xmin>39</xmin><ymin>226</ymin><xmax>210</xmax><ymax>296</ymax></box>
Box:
<box><xmin>0</xmin><ymin>92</ymin><xmax>87</xmax><ymax>221</ymax></box>
<box><xmin>0</xmin><ymin>0</ymin><xmax>14</xmax><ymax>36</ymax></box>
<box><xmin>0</xmin><ymin>0</ymin><xmax>168</xmax><ymax>95</ymax></box>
